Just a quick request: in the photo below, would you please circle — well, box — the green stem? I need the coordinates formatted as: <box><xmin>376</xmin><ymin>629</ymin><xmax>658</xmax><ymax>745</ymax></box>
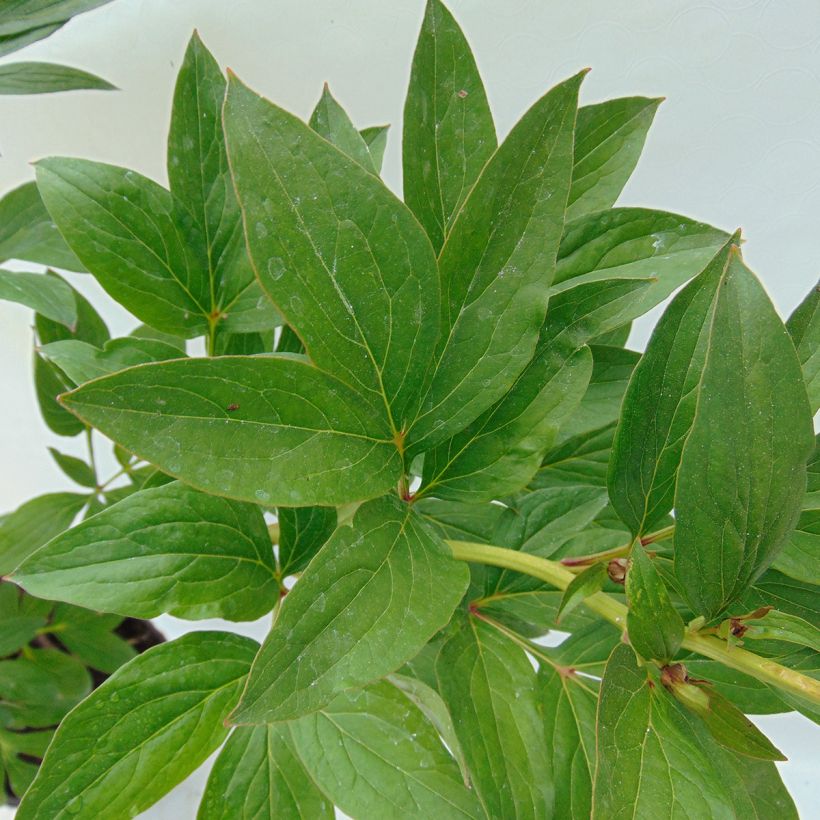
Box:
<box><xmin>85</xmin><ymin>427</ymin><xmax>98</xmax><ymax>486</ymax></box>
<box><xmin>206</xmin><ymin>320</ymin><xmax>218</xmax><ymax>357</ymax></box>
<box><xmin>447</xmin><ymin>539</ymin><xmax>820</xmax><ymax>705</ymax></box>
<box><xmin>641</xmin><ymin>524</ymin><xmax>675</xmax><ymax>546</ymax></box>
<box><xmin>560</xmin><ymin>524</ymin><xmax>676</xmax><ymax>569</ymax></box>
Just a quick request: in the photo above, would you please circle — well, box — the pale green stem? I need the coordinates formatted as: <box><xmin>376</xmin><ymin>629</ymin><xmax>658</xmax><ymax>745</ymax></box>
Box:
<box><xmin>85</xmin><ymin>427</ymin><xmax>98</xmax><ymax>486</ymax></box>
<box><xmin>641</xmin><ymin>524</ymin><xmax>675</xmax><ymax>545</ymax></box>
<box><xmin>447</xmin><ymin>539</ymin><xmax>820</xmax><ymax>705</ymax></box>
<box><xmin>561</xmin><ymin>523</ymin><xmax>676</xmax><ymax>570</ymax></box>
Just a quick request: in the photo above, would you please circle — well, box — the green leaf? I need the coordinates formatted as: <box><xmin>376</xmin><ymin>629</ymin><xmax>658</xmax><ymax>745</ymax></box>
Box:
<box><xmin>740</xmin><ymin>609</ymin><xmax>820</xmax><ymax>652</ymax></box>
<box><xmin>47</xmin><ymin>447</ymin><xmax>96</xmax><ymax>487</ymax></box>
<box><xmin>674</xmin><ymin>249</ymin><xmax>814</xmax><ymax>617</ymax></box>
<box><xmin>32</xmin><ymin>274</ymin><xmax>110</xmax><ymax>436</ymax></box>
<box><xmin>539</xmin><ymin>624</ymin><xmax>620</xmax><ymax>819</ymax></box>
<box><xmin>0</xmin><ymin>1</ymin><xmax>113</xmax><ymax>36</ymax></box>
<box><xmin>556</xmin><ymin>345</ymin><xmax>639</xmax><ymax>444</ymax></box>
<box><xmin>420</xmin><ymin>274</ymin><xmax>649</xmax><ymax>502</ymax></box>
<box><xmin>35</xmin><ymin>158</ymin><xmax>211</xmax><ymax>337</ymax></box>
<box><xmin>224</xmin><ymin>74</ymin><xmax>439</xmax><ymax>433</ymax></box>
<box><xmin>0</xmin><ymin>492</ymin><xmax>87</xmax><ymax>575</ymax></box>
<box><xmin>421</xmin><ymin>344</ymin><xmax>592</xmax><ymax>502</ymax></box>
<box><xmin>625</xmin><ymin>544</ymin><xmax>684</xmax><ymax>662</ymax></box>
<box><xmin>0</xmin><ymin>582</ymin><xmax>48</xmax><ymax>657</ymax></box>
<box><xmin>40</xmin><ymin>336</ymin><xmax>185</xmax><ymax>384</ymax></box>
<box><xmin>403</xmin><ymin>0</ymin><xmax>496</xmax><ymax>251</ymax></box>
<box><xmin>568</xmin><ymin>97</ymin><xmax>661</xmax><ymax>220</ymax></box>
<box><xmin>388</xmin><ymin>672</ymin><xmax>471</xmax><ymax>788</ymax></box>
<box><xmin>417</xmin><ymin>496</ymin><xmax>510</xmax><ymax>545</ymax></box>
<box><xmin>0</xmin><ymin>649</ymin><xmax>91</xmax><ymax>728</ymax></box>
<box><xmin>557</xmin><ymin>563</ymin><xmax>607</xmax><ymax>624</ymax></box>
<box><xmin>502</xmin><ymin>485</ymin><xmax>610</xmax><ymax>565</ymax></box>
<box><xmin>168</xmin><ymin>32</ymin><xmax>273</xmax><ymax>337</ymax></box>
<box><xmin>681</xmin><ymin>656</ymin><xmax>788</xmax><ymax>715</ymax></box>
<box><xmin>17</xmin><ymin>632</ymin><xmax>256</xmax><ymax>819</ymax></box>
<box><xmin>50</xmin><ymin>604</ymin><xmax>136</xmax><ymax>674</ymax></box>
<box><xmin>34</xmin><ymin>273</ymin><xmax>109</xmax><ymax>347</ymax></box>
<box><xmin>608</xmin><ymin>236</ymin><xmax>735</xmax><ymax>533</ymax></box>
<box><xmin>669</xmin><ymin>682</ymin><xmax>786</xmax><ymax>761</ymax></box>
<box><xmin>59</xmin><ymin>355</ymin><xmax>402</xmax><ymax>507</ymax></box>
<box><xmin>129</xmin><ymin>324</ymin><xmax>185</xmax><ymax>354</ymax></box>
<box><xmin>231</xmin><ymin>495</ymin><xmax>469</xmax><ymax>723</ymax></box>
<box><xmin>0</xmin><ymin>181</ymin><xmax>83</xmax><ymax>269</ymax></box>
<box><xmin>277</xmin><ymin>505</ymin><xmax>337</xmax><ymax>577</ymax></box>
<box><xmin>0</xmin><ymin>268</ymin><xmax>76</xmax><ymax>326</ymax></box>
<box><xmin>34</xmin><ymin>349</ymin><xmax>84</xmax><ymax>436</ymax></box>
<box><xmin>786</xmin><ymin>281</ymin><xmax>819</xmax><ymax>413</ymax></box>
<box><xmin>437</xmin><ymin>617</ymin><xmax>552</xmax><ymax>819</ymax></box>
<box><xmin>0</xmin><ymin>23</ymin><xmax>62</xmax><ymax>58</ymax></box>
<box><xmin>14</xmin><ymin>481</ymin><xmax>279</xmax><ymax>621</ymax></box>
<box><xmin>672</xmin><ymin>699</ymin><xmax>798</xmax><ymax>818</ymax></box>
<box><xmin>592</xmin><ymin>322</ymin><xmax>631</xmax><ymax>347</ymax></box>
<box><xmin>309</xmin><ymin>83</ymin><xmax>376</xmax><ymax>172</ymax></box>
<box><xmin>534</xmin><ymin>423</ymin><xmax>616</xmax><ymax>490</ymax></box>
<box><xmin>736</xmin><ymin>569</ymin><xmax>819</xmax><ymax>629</ymax></box>
<box><xmin>198</xmin><ymin>724</ymin><xmax>333</xmax><ymax>820</ymax></box>
<box><xmin>593</xmin><ymin>643</ymin><xmax>739</xmax><ymax>818</ymax></box>
<box><xmin>218</xmin><ymin>278</ymin><xmax>281</xmax><ymax>334</ymax></box>
<box><xmin>0</xmin><ymin>726</ymin><xmax>53</xmax><ymax>800</ymax></box>
<box><xmin>409</xmin><ymin>71</ymin><xmax>585</xmax><ymax>452</ymax></box>
<box><xmin>555</xmin><ymin>207</ymin><xmax>730</xmax><ymax>316</ymax></box>
<box><xmin>477</xmin><ymin>588</ymin><xmax>602</xmax><ymax>638</ymax></box>
<box><xmin>0</xmin><ymin>61</ymin><xmax>114</xmax><ymax>94</ymax></box>
<box><xmin>774</xmin><ymin>508</ymin><xmax>819</xmax><ymax>585</ymax></box>
<box><xmin>289</xmin><ymin>679</ymin><xmax>483</xmax><ymax>819</ymax></box>
<box><xmin>360</xmin><ymin>124</ymin><xmax>389</xmax><ymax>171</ymax></box>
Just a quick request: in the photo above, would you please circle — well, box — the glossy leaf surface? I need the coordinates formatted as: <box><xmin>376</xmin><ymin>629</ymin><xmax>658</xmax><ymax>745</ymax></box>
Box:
<box><xmin>0</xmin><ymin>268</ymin><xmax>76</xmax><ymax>326</ymax></box>
<box><xmin>568</xmin><ymin>97</ymin><xmax>660</xmax><ymax>220</ymax></box>
<box><xmin>403</xmin><ymin>0</ymin><xmax>496</xmax><ymax>251</ymax></box>
<box><xmin>310</xmin><ymin>84</ymin><xmax>376</xmax><ymax>172</ymax></box>
<box><xmin>593</xmin><ymin>644</ymin><xmax>739</xmax><ymax>818</ymax></box>
<box><xmin>199</xmin><ymin>724</ymin><xmax>333</xmax><ymax>820</ymax></box>
<box><xmin>60</xmin><ymin>356</ymin><xmax>401</xmax><ymax>507</ymax></box>
<box><xmin>289</xmin><ymin>679</ymin><xmax>484</xmax><ymax>819</ymax></box>
<box><xmin>0</xmin><ymin>181</ymin><xmax>83</xmax><ymax>269</ymax></box>
<box><xmin>674</xmin><ymin>250</ymin><xmax>814</xmax><ymax>617</ymax></box>
<box><xmin>36</xmin><ymin>158</ymin><xmax>210</xmax><ymax>337</ymax></box>
<box><xmin>15</xmin><ymin>481</ymin><xmax>278</xmax><ymax>621</ymax></box>
<box><xmin>625</xmin><ymin>544</ymin><xmax>684</xmax><ymax>662</ymax></box>
<box><xmin>224</xmin><ymin>74</ymin><xmax>439</xmax><ymax>432</ymax></box>
<box><xmin>17</xmin><ymin>632</ymin><xmax>256</xmax><ymax>819</ymax></box>
<box><xmin>232</xmin><ymin>495</ymin><xmax>469</xmax><ymax>723</ymax></box>
<box><xmin>437</xmin><ymin>617</ymin><xmax>552</xmax><ymax>819</ymax></box>
<box><xmin>410</xmin><ymin>71</ymin><xmax>585</xmax><ymax>451</ymax></box>
<box><xmin>0</xmin><ymin>492</ymin><xmax>86</xmax><ymax>575</ymax></box>
<box><xmin>787</xmin><ymin>282</ymin><xmax>819</xmax><ymax>413</ymax></box>
<box><xmin>40</xmin><ymin>337</ymin><xmax>184</xmax><ymax>384</ymax></box>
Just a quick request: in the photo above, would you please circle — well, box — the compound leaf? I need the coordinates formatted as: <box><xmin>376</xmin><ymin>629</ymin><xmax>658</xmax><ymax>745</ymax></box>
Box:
<box><xmin>224</xmin><ymin>73</ymin><xmax>439</xmax><ymax>433</ymax></box>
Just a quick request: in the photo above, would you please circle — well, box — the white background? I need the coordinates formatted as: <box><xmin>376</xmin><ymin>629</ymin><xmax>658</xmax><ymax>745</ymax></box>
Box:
<box><xmin>0</xmin><ymin>0</ymin><xmax>818</xmax><ymax>816</ymax></box>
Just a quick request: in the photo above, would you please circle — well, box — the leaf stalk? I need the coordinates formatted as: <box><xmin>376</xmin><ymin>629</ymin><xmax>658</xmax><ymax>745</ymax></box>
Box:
<box><xmin>447</xmin><ymin>539</ymin><xmax>820</xmax><ymax>705</ymax></box>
